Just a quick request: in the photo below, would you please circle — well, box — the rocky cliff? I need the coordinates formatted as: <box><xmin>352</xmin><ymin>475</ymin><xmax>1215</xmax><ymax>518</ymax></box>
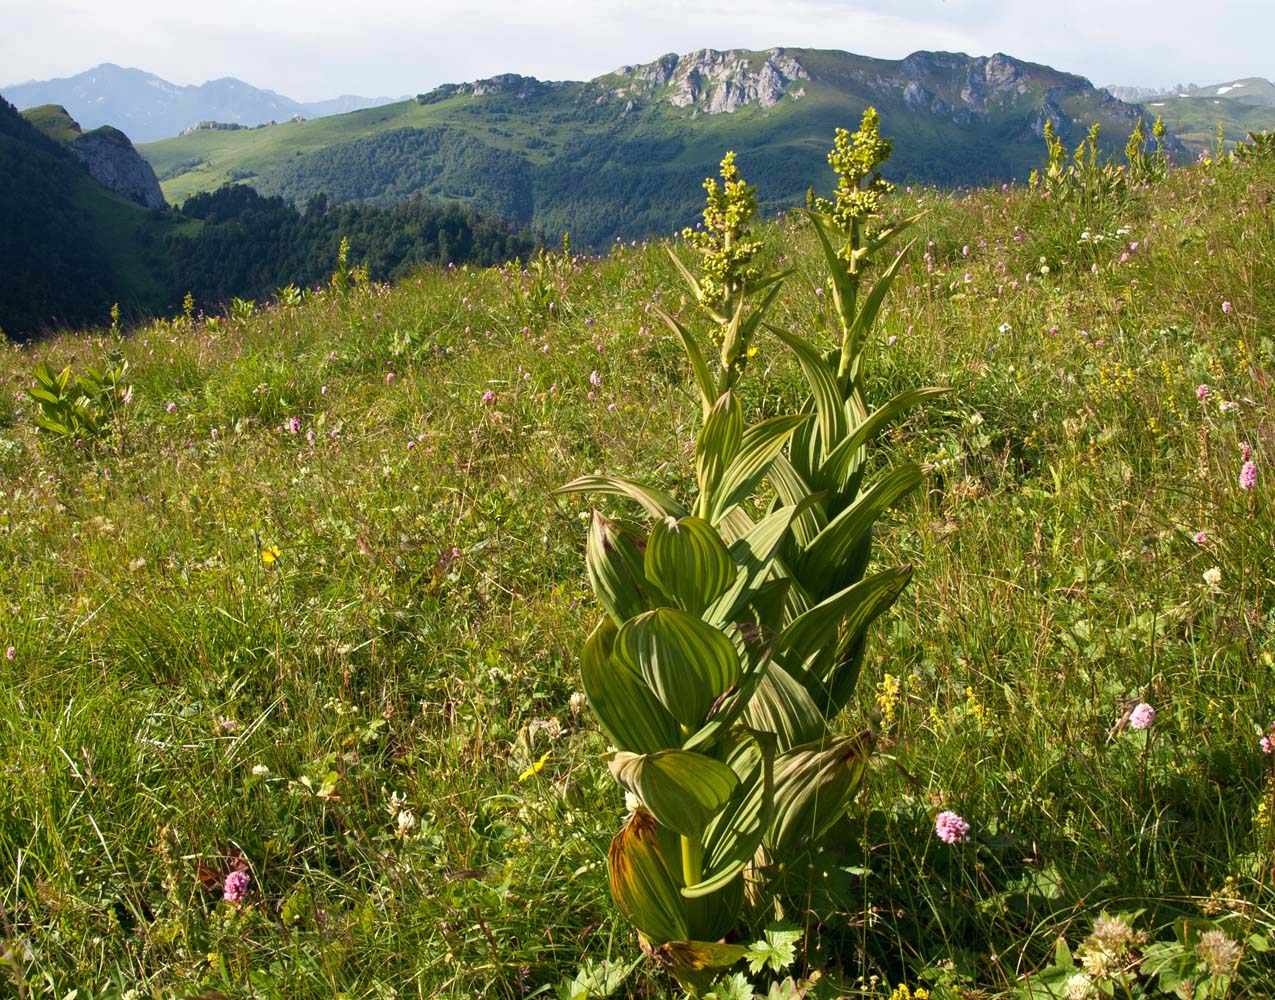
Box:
<box><xmin>21</xmin><ymin>106</ymin><xmax>166</xmax><ymax>209</ymax></box>
<box><xmin>611</xmin><ymin>48</ymin><xmax>809</xmax><ymax>113</ymax></box>
<box><xmin>68</xmin><ymin>126</ymin><xmax>166</xmax><ymax>209</ymax></box>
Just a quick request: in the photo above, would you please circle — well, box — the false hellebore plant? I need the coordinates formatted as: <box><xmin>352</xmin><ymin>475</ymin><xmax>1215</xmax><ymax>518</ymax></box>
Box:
<box><xmin>557</xmin><ymin>109</ymin><xmax>947</xmax><ymax>986</ymax></box>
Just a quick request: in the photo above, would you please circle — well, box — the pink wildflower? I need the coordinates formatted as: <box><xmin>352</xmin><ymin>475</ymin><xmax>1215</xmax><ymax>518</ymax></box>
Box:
<box><xmin>1261</xmin><ymin>732</ymin><xmax>1274</xmax><ymax>754</ymax></box>
<box><xmin>587</xmin><ymin>391</ymin><xmax>596</xmax><ymax>402</ymax></box>
<box><xmin>607</xmin><ymin>403</ymin><xmax>617</xmax><ymax>412</ymax></box>
<box><xmin>481</xmin><ymin>390</ymin><xmax>496</xmax><ymax>405</ymax></box>
<box><xmin>5</xmin><ymin>646</ymin><xmax>13</xmax><ymax>661</ymax></box>
<box><xmin>1241</xmin><ymin>443</ymin><xmax>1252</xmax><ymax>462</ymax></box>
<box><xmin>1129</xmin><ymin>703</ymin><xmax>1155</xmax><ymax>730</ymax></box>
<box><xmin>287</xmin><ymin>417</ymin><xmax>301</xmax><ymax>434</ymax></box>
<box><xmin>1194</xmin><ymin>530</ymin><xmax>1208</xmax><ymax>545</ymax></box>
<box><xmin>223</xmin><ymin>870</ymin><xmax>249</xmax><ymax>904</ymax></box>
<box><xmin>165</xmin><ymin>402</ymin><xmax>176</xmax><ymax>413</ymax></box>
<box><xmin>1222</xmin><ymin>301</ymin><xmax>1232</xmax><ymax>314</ymax></box>
<box><xmin>589</xmin><ymin>370</ymin><xmax>602</xmax><ymax>388</ymax></box>
<box><xmin>306</xmin><ymin>430</ymin><xmax>316</xmax><ymax>445</ymax></box>
<box><xmin>887</xmin><ymin>335</ymin><xmax>898</xmax><ymax>346</ymax></box>
<box><xmin>386</xmin><ymin>372</ymin><xmax>395</xmax><ymax>384</ymax></box>
<box><xmin>1239</xmin><ymin>461</ymin><xmax>1257</xmax><ymax>491</ymax></box>
<box><xmin>935</xmin><ymin>811</ymin><xmax>970</xmax><ymax>844</ymax></box>
<box><xmin>1197</xmin><ymin>384</ymin><xmax>1210</xmax><ymax>402</ymax></box>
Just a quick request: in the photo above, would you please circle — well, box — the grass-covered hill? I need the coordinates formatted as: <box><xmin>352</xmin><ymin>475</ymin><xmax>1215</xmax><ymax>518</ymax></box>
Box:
<box><xmin>1</xmin><ymin>124</ymin><xmax>1271</xmax><ymax>997</ymax></box>
<box><xmin>1140</xmin><ymin>92</ymin><xmax>1275</xmax><ymax>154</ymax></box>
<box><xmin>0</xmin><ymin>96</ymin><xmax>538</xmax><ymax>338</ymax></box>
<box><xmin>0</xmin><ymin>95</ymin><xmax>188</xmax><ymax>336</ymax></box>
<box><xmin>139</xmin><ymin>47</ymin><xmax>1158</xmax><ymax>245</ymax></box>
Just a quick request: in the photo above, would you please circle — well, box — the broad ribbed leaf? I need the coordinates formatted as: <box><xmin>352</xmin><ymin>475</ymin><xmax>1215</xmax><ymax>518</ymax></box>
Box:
<box><xmin>581</xmin><ymin>618</ymin><xmax>679</xmax><ymax>754</ymax></box>
<box><xmin>616</xmin><ymin>609</ymin><xmax>741</xmax><ymax>728</ymax></box>
<box><xmin>768</xmin><ymin>731</ymin><xmax>874</xmax><ymax>853</ymax></box>
<box><xmin>781</xmin><ymin>565</ymin><xmax>913</xmax><ymax>673</ymax></box>
<box><xmin>587</xmin><ymin>512</ymin><xmax>658</xmax><ymax>625</ymax></box>
<box><xmin>645</xmin><ymin>516</ymin><xmax>735</xmax><ymax>617</ymax></box>
<box><xmin>652</xmin><ymin>940</ymin><xmax>749</xmax><ymax>975</ymax></box>
<box><xmin>703</xmin><ymin>502</ymin><xmax>798</xmax><ymax>629</ymax></box>
<box><xmin>864</xmin><ymin>210</ymin><xmax>925</xmax><ymax>258</ymax></box>
<box><xmin>681</xmin><ymin>623</ymin><xmax>778</xmax><ymax>754</ymax></box>
<box><xmin>653</xmin><ymin>302</ymin><xmax>715</xmax><ymax>419</ymax></box>
<box><xmin>609</xmin><ymin>809</ymin><xmax>688</xmax><ymax>945</ymax></box>
<box><xmin>820</xmin><ymin>387</ymin><xmax>950</xmax><ymax>494</ymax></box>
<box><xmin>717</xmin><ymin>505</ymin><xmax>755</xmax><ymax>546</ymax></box>
<box><xmin>696</xmin><ymin>392</ymin><xmax>742</xmax><ymax>506</ymax></box>
<box><xmin>844</xmin><ymin>242</ymin><xmax>913</xmax><ymax>365</ymax></box>
<box><xmin>686</xmin><ymin>734</ymin><xmax>772</xmax><ymax>898</ymax></box>
<box><xmin>767</xmin><ymin>327</ymin><xmax>846</xmax><ymax>461</ymax></box>
<box><xmin>741</xmin><ymin>663</ymin><xmax>827</xmax><ymax>752</ymax></box>
<box><xmin>801</xmin><ymin>464</ymin><xmax>922</xmax><ymax>587</ymax></box>
<box><xmin>608</xmin><ymin>749</ymin><xmax>738</xmax><ymax>837</ymax></box>
<box><xmin>555</xmin><ymin>475</ymin><xmax>688</xmax><ymax>520</ymax></box>
<box><xmin>800</xmin><ymin>210</ymin><xmax>858</xmax><ymax>334</ymax></box>
<box><xmin>766</xmin><ymin>455</ymin><xmax>825</xmax><ymax>550</ymax></box>
<box><xmin>710</xmin><ymin>413</ymin><xmax>811</xmax><ymax>523</ymax></box>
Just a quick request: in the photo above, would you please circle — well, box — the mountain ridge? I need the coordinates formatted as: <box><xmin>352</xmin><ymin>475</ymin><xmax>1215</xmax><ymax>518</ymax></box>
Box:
<box><xmin>140</xmin><ymin>45</ymin><xmax>1169</xmax><ymax>245</ymax></box>
<box><xmin>1</xmin><ymin>63</ymin><xmax>396</xmax><ymax>142</ymax></box>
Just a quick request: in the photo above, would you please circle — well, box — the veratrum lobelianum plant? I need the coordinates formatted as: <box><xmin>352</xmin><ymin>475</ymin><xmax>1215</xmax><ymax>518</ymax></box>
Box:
<box><xmin>557</xmin><ymin>108</ymin><xmax>948</xmax><ymax>986</ymax></box>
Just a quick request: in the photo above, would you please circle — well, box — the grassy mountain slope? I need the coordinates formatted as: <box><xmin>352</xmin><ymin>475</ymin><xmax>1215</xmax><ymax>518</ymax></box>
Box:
<box><xmin>1</xmin><ymin>133</ymin><xmax>1271</xmax><ymax>995</ymax></box>
<box><xmin>1141</xmin><ymin>92</ymin><xmax>1275</xmax><ymax>152</ymax></box>
<box><xmin>140</xmin><ymin>47</ymin><xmax>1156</xmax><ymax>245</ymax></box>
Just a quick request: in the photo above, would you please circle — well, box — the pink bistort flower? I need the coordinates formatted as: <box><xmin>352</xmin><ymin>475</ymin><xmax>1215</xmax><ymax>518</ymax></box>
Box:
<box><xmin>223</xmin><ymin>870</ymin><xmax>249</xmax><ymax>904</ymax></box>
<box><xmin>935</xmin><ymin>811</ymin><xmax>970</xmax><ymax>844</ymax></box>
<box><xmin>1129</xmin><ymin>703</ymin><xmax>1156</xmax><ymax>730</ymax></box>
<box><xmin>481</xmin><ymin>390</ymin><xmax>496</xmax><ymax>405</ymax></box>
<box><xmin>1239</xmin><ymin>461</ymin><xmax>1257</xmax><ymax>491</ymax></box>
<box><xmin>1196</xmin><ymin>384</ymin><xmax>1210</xmax><ymax>402</ymax></box>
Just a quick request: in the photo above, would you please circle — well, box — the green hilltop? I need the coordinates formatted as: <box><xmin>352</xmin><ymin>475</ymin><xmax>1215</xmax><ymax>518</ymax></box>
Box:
<box><xmin>140</xmin><ymin>47</ymin><xmax>1161</xmax><ymax>245</ymax></box>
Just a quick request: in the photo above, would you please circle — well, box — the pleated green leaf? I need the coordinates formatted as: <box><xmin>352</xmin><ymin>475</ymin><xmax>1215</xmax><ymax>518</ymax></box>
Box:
<box><xmin>768</xmin><ymin>731</ymin><xmax>874</xmax><ymax>854</ymax></box>
<box><xmin>710</xmin><ymin>413</ymin><xmax>812</xmax><ymax>523</ymax></box>
<box><xmin>645</xmin><ymin>516</ymin><xmax>736</xmax><ymax>617</ymax></box>
<box><xmin>581</xmin><ymin>618</ymin><xmax>679</xmax><ymax>755</ymax></box>
<box><xmin>653</xmin><ymin>301</ymin><xmax>715</xmax><ymax>420</ymax></box>
<box><xmin>781</xmin><ymin>565</ymin><xmax>913</xmax><ymax>675</ymax></box>
<box><xmin>686</xmin><ymin>734</ymin><xmax>772</xmax><ymax>899</ymax></box>
<box><xmin>766</xmin><ymin>326</ymin><xmax>846</xmax><ymax>461</ymax></box>
<box><xmin>704</xmin><ymin>497</ymin><xmax>820</xmax><ymax>629</ymax></box>
<box><xmin>819</xmin><ymin>387</ymin><xmax>951</xmax><ymax>494</ymax></box>
<box><xmin>696</xmin><ymin>391</ymin><xmax>743</xmax><ymax>506</ymax></box>
<box><xmin>608</xmin><ymin>749</ymin><xmax>739</xmax><ymax>838</ymax></box>
<box><xmin>741</xmin><ymin>662</ymin><xmax>828</xmax><ymax>753</ymax></box>
<box><xmin>616</xmin><ymin>608</ymin><xmax>741</xmax><ymax>728</ymax></box>
<box><xmin>608</xmin><ymin>809</ymin><xmax>689</xmax><ymax>945</ymax></box>
<box><xmin>766</xmin><ymin>455</ymin><xmax>826</xmax><ymax>550</ymax></box>
<box><xmin>587</xmin><ymin>512</ymin><xmax>659</xmax><ymax>625</ymax></box>
<box><xmin>555</xmin><ymin>474</ymin><xmax>688</xmax><ymax>520</ymax></box>
<box><xmin>843</xmin><ymin>241</ymin><xmax>913</xmax><ymax>364</ymax></box>
<box><xmin>800</xmin><ymin>463</ymin><xmax>923</xmax><ymax>586</ymax></box>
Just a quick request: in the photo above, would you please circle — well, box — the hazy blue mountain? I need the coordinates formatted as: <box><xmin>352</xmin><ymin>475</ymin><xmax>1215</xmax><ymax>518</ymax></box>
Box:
<box><xmin>2</xmin><ymin>64</ymin><xmax>394</xmax><ymax>141</ymax></box>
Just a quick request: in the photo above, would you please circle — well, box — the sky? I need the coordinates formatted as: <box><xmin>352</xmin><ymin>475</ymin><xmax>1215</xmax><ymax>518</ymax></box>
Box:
<box><xmin>2</xmin><ymin>0</ymin><xmax>1272</xmax><ymax>100</ymax></box>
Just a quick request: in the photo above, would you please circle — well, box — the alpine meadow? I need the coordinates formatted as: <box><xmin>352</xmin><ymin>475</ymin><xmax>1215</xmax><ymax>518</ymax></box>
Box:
<box><xmin>0</xmin><ymin>25</ymin><xmax>1274</xmax><ymax>1000</ymax></box>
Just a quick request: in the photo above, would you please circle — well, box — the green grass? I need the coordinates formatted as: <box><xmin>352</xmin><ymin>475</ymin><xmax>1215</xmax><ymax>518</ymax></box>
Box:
<box><xmin>21</xmin><ymin>104</ymin><xmax>83</xmax><ymax>143</ymax></box>
<box><xmin>0</xmin><ymin>147</ymin><xmax>1273</xmax><ymax>999</ymax></box>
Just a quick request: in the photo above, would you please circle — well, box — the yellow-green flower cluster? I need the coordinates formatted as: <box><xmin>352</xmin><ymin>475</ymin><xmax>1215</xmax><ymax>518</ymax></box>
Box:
<box><xmin>682</xmin><ymin>151</ymin><xmax>763</xmax><ymax>318</ymax></box>
<box><xmin>812</xmin><ymin>108</ymin><xmax>896</xmax><ymax>263</ymax></box>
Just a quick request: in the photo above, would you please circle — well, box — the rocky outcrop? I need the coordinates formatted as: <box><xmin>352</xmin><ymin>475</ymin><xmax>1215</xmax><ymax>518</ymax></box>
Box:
<box><xmin>68</xmin><ymin>127</ymin><xmax>166</xmax><ymax>209</ymax></box>
<box><xmin>612</xmin><ymin>48</ymin><xmax>809</xmax><ymax>114</ymax></box>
